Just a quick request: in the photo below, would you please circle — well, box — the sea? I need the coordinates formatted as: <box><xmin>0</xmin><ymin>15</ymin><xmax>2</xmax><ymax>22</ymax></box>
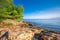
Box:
<box><xmin>24</xmin><ymin>19</ymin><xmax>60</xmax><ymax>32</ymax></box>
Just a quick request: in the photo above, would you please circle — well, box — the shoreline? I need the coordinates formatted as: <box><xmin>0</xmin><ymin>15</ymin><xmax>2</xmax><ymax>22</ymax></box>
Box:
<box><xmin>24</xmin><ymin>21</ymin><xmax>60</xmax><ymax>33</ymax></box>
<box><xmin>24</xmin><ymin>21</ymin><xmax>60</xmax><ymax>32</ymax></box>
<box><xmin>0</xmin><ymin>21</ymin><xmax>60</xmax><ymax>40</ymax></box>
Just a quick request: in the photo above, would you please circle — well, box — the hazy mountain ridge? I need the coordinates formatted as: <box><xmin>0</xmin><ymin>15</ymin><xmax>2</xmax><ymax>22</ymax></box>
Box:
<box><xmin>49</xmin><ymin>17</ymin><xmax>60</xmax><ymax>20</ymax></box>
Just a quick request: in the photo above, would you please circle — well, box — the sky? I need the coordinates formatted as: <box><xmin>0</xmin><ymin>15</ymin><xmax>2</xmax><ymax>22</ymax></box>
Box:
<box><xmin>13</xmin><ymin>0</ymin><xmax>60</xmax><ymax>19</ymax></box>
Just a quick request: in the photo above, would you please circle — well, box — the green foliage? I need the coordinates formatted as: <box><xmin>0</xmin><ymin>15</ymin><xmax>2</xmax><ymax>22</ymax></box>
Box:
<box><xmin>0</xmin><ymin>18</ymin><xmax>4</xmax><ymax>22</ymax></box>
<box><xmin>5</xmin><ymin>22</ymin><xmax>13</xmax><ymax>26</ymax></box>
<box><xmin>0</xmin><ymin>0</ymin><xmax>24</xmax><ymax>22</ymax></box>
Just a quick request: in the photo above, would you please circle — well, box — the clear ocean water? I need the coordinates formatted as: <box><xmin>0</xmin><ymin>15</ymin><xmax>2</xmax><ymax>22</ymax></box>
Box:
<box><xmin>24</xmin><ymin>19</ymin><xmax>60</xmax><ymax>32</ymax></box>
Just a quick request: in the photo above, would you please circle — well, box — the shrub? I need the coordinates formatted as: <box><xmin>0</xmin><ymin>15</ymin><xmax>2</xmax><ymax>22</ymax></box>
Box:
<box><xmin>0</xmin><ymin>0</ymin><xmax>24</xmax><ymax>22</ymax></box>
<box><xmin>5</xmin><ymin>22</ymin><xmax>13</xmax><ymax>26</ymax></box>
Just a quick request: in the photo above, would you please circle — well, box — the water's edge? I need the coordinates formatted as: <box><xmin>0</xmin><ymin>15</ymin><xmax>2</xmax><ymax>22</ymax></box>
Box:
<box><xmin>24</xmin><ymin>19</ymin><xmax>60</xmax><ymax>32</ymax></box>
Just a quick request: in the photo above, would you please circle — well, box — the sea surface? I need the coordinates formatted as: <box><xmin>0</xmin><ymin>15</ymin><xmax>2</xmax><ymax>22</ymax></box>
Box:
<box><xmin>24</xmin><ymin>19</ymin><xmax>60</xmax><ymax>32</ymax></box>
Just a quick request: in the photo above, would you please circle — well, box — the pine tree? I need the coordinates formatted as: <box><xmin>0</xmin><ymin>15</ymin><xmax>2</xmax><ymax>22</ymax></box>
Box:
<box><xmin>0</xmin><ymin>0</ymin><xmax>24</xmax><ymax>22</ymax></box>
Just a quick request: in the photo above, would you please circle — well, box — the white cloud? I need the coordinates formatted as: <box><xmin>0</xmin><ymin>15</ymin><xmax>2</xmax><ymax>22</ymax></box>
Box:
<box><xmin>24</xmin><ymin>7</ymin><xmax>60</xmax><ymax>19</ymax></box>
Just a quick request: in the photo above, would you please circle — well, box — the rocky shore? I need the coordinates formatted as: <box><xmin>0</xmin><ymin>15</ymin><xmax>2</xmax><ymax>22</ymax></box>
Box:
<box><xmin>0</xmin><ymin>19</ymin><xmax>60</xmax><ymax>40</ymax></box>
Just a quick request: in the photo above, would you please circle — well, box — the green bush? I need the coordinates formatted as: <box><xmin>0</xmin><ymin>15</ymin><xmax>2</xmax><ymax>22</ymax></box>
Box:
<box><xmin>0</xmin><ymin>18</ymin><xmax>4</xmax><ymax>22</ymax></box>
<box><xmin>0</xmin><ymin>0</ymin><xmax>24</xmax><ymax>22</ymax></box>
<box><xmin>5</xmin><ymin>22</ymin><xmax>13</xmax><ymax>26</ymax></box>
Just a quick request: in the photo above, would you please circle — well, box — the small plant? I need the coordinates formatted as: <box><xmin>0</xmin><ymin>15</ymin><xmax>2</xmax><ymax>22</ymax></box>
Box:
<box><xmin>0</xmin><ymin>18</ymin><xmax>4</xmax><ymax>22</ymax></box>
<box><xmin>5</xmin><ymin>22</ymin><xmax>13</xmax><ymax>26</ymax></box>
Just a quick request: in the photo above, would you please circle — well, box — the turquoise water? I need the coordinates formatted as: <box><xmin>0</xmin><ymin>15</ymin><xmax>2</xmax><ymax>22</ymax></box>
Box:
<box><xmin>24</xmin><ymin>19</ymin><xmax>60</xmax><ymax>32</ymax></box>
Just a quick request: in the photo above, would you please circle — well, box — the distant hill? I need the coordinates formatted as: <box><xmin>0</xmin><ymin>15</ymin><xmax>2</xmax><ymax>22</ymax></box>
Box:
<box><xmin>50</xmin><ymin>17</ymin><xmax>60</xmax><ymax>20</ymax></box>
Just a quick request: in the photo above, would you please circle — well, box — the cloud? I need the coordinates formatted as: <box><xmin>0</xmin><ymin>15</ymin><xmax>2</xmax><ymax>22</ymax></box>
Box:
<box><xmin>24</xmin><ymin>7</ymin><xmax>60</xmax><ymax>19</ymax></box>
